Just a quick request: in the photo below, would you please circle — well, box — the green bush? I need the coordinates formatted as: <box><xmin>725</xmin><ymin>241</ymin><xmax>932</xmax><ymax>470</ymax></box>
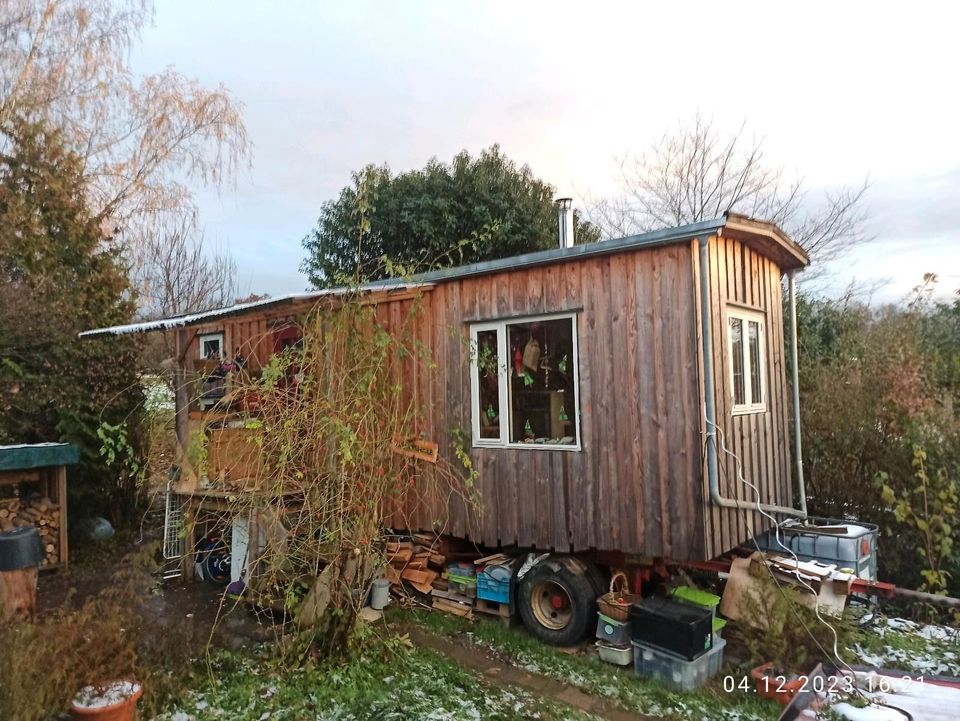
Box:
<box><xmin>798</xmin><ymin>289</ymin><xmax>960</xmax><ymax>595</ymax></box>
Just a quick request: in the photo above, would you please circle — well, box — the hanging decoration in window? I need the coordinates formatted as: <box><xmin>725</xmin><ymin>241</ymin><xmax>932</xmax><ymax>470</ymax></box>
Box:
<box><xmin>469</xmin><ymin>314</ymin><xmax>580</xmax><ymax>449</ymax></box>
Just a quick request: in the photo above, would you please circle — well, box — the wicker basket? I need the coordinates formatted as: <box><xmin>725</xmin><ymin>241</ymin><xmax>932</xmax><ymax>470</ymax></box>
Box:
<box><xmin>596</xmin><ymin>572</ymin><xmax>641</xmax><ymax>623</ymax></box>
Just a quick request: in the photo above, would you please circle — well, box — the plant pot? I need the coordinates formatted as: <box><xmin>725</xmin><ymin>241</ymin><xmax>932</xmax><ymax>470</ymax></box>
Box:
<box><xmin>750</xmin><ymin>663</ymin><xmax>805</xmax><ymax>705</ymax></box>
<box><xmin>70</xmin><ymin>682</ymin><xmax>143</xmax><ymax>721</ymax></box>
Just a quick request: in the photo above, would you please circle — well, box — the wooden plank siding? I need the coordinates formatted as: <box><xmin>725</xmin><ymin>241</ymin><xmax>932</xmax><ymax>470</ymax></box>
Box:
<box><xmin>177</xmin><ymin>231</ymin><xmax>797</xmax><ymax>560</ymax></box>
<box><xmin>694</xmin><ymin>234</ymin><xmax>794</xmax><ymax>559</ymax></box>
<box><xmin>381</xmin><ymin>244</ymin><xmax>706</xmax><ymax>557</ymax></box>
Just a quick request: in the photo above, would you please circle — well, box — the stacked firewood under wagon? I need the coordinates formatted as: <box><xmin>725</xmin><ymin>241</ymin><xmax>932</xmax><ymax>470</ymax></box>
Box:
<box><xmin>385</xmin><ymin>533</ymin><xmax>514</xmax><ymax>624</ymax></box>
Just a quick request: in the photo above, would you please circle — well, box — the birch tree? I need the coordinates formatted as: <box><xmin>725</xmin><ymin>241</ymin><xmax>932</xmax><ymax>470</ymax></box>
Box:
<box><xmin>0</xmin><ymin>0</ymin><xmax>250</xmax><ymax>230</ymax></box>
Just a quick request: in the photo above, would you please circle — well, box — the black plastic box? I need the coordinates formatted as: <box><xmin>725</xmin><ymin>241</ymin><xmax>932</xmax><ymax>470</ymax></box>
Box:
<box><xmin>629</xmin><ymin>597</ymin><xmax>714</xmax><ymax>661</ymax></box>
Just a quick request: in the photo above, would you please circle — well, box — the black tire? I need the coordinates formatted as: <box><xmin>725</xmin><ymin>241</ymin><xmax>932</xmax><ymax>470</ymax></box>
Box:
<box><xmin>518</xmin><ymin>555</ymin><xmax>597</xmax><ymax>646</ymax></box>
<box><xmin>583</xmin><ymin>560</ymin><xmax>609</xmax><ymax>600</ymax></box>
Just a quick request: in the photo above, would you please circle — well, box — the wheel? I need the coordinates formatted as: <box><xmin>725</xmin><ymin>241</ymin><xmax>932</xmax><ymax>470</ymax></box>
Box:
<box><xmin>197</xmin><ymin>537</ymin><xmax>231</xmax><ymax>584</ymax></box>
<box><xmin>518</xmin><ymin>555</ymin><xmax>597</xmax><ymax>645</ymax></box>
<box><xmin>583</xmin><ymin>560</ymin><xmax>609</xmax><ymax>599</ymax></box>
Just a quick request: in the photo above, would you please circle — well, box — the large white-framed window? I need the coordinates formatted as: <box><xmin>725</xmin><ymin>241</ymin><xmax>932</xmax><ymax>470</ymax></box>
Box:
<box><xmin>469</xmin><ymin>312</ymin><xmax>581</xmax><ymax>451</ymax></box>
<box><xmin>727</xmin><ymin>307</ymin><xmax>766</xmax><ymax>414</ymax></box>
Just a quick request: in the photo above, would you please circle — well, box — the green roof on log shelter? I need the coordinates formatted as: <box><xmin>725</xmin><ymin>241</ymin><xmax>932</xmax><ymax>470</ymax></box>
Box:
<box><xmin>0</xmin><ymin>443</ymin><xmax>79</xmax><ymax>472</ymax></box>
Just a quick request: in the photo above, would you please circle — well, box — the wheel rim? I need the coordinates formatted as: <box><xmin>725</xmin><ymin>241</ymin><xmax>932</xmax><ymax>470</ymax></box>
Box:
<box><xmin>530</xmin><ymin>579</ymin><xmax>573</xmax><ymax>630</ymax></box>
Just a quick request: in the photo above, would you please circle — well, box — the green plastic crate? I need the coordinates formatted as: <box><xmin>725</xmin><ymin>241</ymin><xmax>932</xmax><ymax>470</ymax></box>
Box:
<box><xmin>671</xmin><ymin>585</ymin><xmax>720</xmax><ymax>609</ymax></box>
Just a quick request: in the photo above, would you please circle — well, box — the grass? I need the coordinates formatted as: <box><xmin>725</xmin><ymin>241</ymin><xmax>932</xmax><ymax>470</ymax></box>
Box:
<box><xmin>401</xmin><ymin>608</ymin><xmax>782</xmax><ymax>721</ymax></box>
<box><xmin>152</xmin><ymin>641</ymin><xmax>600</xmax><ymax>721</ymax></box>
<box><xmin>854</xmin><ymin>615</ymin><xmax>960</xmax><ymax>676</ymax></box>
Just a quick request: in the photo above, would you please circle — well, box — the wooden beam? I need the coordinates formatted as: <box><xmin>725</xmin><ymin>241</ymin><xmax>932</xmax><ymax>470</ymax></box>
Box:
<box><xmin>174</xmin><ymin>329</ymin><xmax>190</xmax><ymax>449</ymax></box>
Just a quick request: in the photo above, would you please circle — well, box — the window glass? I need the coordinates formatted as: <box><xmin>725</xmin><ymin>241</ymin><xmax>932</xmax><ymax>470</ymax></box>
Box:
<box><xmin>748</xmin><ymin>321</ymin><xmax>763</xmax><ymax>404</ymax></box>
<box><xmin>727</xmin><ymin>308</ymin><xmax>766</xmax><ymax>413</ymax></box>
<box><xmin>200</xmin><ymin>333</ymin><xmax>224</xmax><ymax>360</ymax></box>
<box><xmin>506</xmin><ymin>318</ymin><xmax>577</xmax><ymax>446</ymax></box>
<box><xmin>475</xmin><ymin>329</ymin><xmax>501</xmax><ymax>440</ymax></box>
<box><xmin>729</xmin><ymin>317</ymin><xmax>745</xmax><ymax>406</ymax></box>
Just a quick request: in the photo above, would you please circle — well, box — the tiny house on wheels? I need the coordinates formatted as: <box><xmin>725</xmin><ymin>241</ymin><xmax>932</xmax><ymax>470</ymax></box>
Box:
<box><xmin>81</xmin><ymin>210</ymin><xmax>811</xmax><ymax>644</ymax></box>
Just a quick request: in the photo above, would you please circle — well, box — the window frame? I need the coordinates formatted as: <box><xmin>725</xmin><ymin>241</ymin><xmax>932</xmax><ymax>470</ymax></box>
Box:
<box><xmin>469</xmin><ymin>312</ymin><xmax>582</xmax><ymax>452</ymax></box>
<box><xmin>726</xmin><ymin>307</ymin><xmax>767</xmax><ymax>415</ymax></box>
<box><xmin>198</xmin><ymin>331</ymin><xmax>225</xmax><ymax>360</ymax></box>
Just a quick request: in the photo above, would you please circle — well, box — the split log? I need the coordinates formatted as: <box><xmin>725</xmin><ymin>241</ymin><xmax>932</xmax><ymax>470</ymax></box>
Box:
<box><xmin>7</xmin><ymin>497</ymin><xmax>63</xmax><ymax>565</ymax></box>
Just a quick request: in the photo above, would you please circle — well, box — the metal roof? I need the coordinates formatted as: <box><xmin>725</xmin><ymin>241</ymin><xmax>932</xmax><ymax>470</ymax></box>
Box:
<box><xmin>78</xmin><ymin>282</ymin><xmax>429</xmax><ymax>338</ymax></box>
<box><xmin>366</xmin><ymin>216</ymin><xmax>730</xmax><ymax>287</ymax></box>
<box><xmin>79</xmin><ymin>213</ymin><xmax>807</xmax><ymax>339</ymax></box>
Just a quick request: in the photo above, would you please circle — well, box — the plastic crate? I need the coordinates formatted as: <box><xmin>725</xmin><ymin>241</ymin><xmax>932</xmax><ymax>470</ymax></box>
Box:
<box><xmin>596</xmin><ymin>641</ymin><xmax>633</xmax><ymax>666</ymax></box>
<box><xmin>596</xmin><ymin>613</ymin><xmax>631</xmax><ymax>645</ymax></box>
<box><xmin>448</xmin><ymin>575</ymin><xmax>477</xmax><ymax>598</ymax></box>
<box><xmin>670</xmin><ymin>586</ymin><xmax>720</xmax><ymax>611</ymax></box>
<box><xmin>629</xmin><ymin>598</ymin><xmax>713</xmax><ymax>660</ymax></box>
<box><xmin>632</xmin><ymin>638</ymin><xmax>726</xmax><ymax>691</ymax></box>
<box><xmin>712</xmin><ymin>617</ymin><xmax>727</xmax><ymax>643</ymax></box>
<box><xmin>669</xmin><ymin>586</ymin><xmax>726</xmax><ymax>643</ymax></box>
<box><xmin>477</xmin><ymin>564</ymin><xmax>511</xmax><ymax>604</ymax></box>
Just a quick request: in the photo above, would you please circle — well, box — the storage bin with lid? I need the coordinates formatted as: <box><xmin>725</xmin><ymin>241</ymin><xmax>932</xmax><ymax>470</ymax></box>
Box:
<box><xmin>629</xmin><ymin>597</ymin><xmax>713</xmax><ymax>661</ymax></box>
<box><xmin>596</xmin><ymin>612</ymin><xmax>631</xmax><ymax>645</ymax></box>
<box><xmin>632</xmin><ymin>638</ymin><xmax>726</xmax><ymax>691</ymax></box>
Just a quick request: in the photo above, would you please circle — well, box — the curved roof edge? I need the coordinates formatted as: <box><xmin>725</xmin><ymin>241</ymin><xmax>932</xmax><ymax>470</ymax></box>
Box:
<box><xmin>367</xmin><ymin>213</ymin><xmax>807</xmax><ymax>288</ymax></box>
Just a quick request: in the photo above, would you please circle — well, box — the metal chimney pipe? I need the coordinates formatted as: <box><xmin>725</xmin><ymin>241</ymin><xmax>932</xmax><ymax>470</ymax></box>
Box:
<box><xmin>556</xmin><ymin>198</ymin><xmax>574</xmax><ymax>248</ymax></box>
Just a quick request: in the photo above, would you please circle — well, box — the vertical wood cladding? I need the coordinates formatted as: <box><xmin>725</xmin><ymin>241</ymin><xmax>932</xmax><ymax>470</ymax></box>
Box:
<box><xmin>182</xmin><ymin>235</ymin><xmax>794</xmax><ymax>559</ymax></box>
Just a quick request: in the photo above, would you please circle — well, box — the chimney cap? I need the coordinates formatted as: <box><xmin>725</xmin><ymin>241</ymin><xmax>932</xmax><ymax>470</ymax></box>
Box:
<box><xmin>555</xmin><ymin>197</ymin><xmax>573</xmax><ymax>209</ymax></box>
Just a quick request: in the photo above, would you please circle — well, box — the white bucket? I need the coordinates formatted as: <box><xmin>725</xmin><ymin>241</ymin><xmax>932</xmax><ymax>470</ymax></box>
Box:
<box><xmin>370</xmin><ymin>578</ymin><xmax>391</xmax><ymax>610</ymax></box>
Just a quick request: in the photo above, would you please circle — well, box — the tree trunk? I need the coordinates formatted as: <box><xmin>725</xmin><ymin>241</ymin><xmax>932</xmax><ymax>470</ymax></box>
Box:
<box><xmin>0</xmin><ymin>567</ymin><xmax>38</xmax><ymax>622</ymax></box>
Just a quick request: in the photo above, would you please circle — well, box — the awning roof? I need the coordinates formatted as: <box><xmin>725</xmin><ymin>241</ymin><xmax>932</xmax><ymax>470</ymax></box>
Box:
<box><xmin>79</xmin><ymin>282</ymin><xmax>430</xmax><ymax>338</ymax></box>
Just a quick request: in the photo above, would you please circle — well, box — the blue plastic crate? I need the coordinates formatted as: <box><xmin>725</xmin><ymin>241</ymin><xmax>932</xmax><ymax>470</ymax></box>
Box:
<box><xmin>476</xmin><ymin>564</ymin><xmax>511</xmax><ymax>604</ymax></box>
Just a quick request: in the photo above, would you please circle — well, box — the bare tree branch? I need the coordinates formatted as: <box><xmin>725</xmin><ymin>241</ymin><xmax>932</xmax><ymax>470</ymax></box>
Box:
<box><xmin>583</xmin><ymin>114</ymin><xmax>872</xmax><ymax>274</ymax></box>
<box><xmin>135</xmin><ymin>212</ymin><xmax>237</xmax><ymax>319</ymax></box>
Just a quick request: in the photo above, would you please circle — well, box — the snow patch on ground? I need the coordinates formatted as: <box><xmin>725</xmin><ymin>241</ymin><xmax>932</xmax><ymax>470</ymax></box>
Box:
<box><xmin>72</xmin><ymin>681</ymin><xmax>140</xmax><ymax>710</ymax></box>
<box><xmin>831</xmin><ymin>702</ymin><xmax>908</xmax><ymax>721</ymax></box>
<box><xmin>884</xmin><ymin>617</ymin><xmax>960</xmax><ymax>643</ymax></box>
<box><xmin>854</xmin><ymin>616</ymin><xmax>960</xmax><ymax>676</ymax></box>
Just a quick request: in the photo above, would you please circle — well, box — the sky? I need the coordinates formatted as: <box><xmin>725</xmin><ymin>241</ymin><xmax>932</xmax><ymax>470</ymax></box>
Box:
<box><xmin>133</xmin><ymin>1</ymin><xmax>959</xmax><ymax>303</ymax></box>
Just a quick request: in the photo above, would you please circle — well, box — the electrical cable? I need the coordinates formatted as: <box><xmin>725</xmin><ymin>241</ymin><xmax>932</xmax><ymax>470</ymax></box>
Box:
<box><xmin>706</xmin><ymin>418</ymin><xmax>866</xmax><ymax>694</ymax></box>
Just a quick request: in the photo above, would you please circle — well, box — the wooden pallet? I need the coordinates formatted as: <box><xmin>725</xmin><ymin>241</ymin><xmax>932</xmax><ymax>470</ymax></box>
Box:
<box><xmin>474</xmin><ymin>597</ymin><xmax>513</xmax><ymax>627</ymax></box>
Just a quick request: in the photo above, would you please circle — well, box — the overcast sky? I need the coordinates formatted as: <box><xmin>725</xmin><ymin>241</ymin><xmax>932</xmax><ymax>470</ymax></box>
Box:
<box><xmin>134</xmin><ymin>1</ymin><xmax>959</xmax><ymax>303</ymax></box>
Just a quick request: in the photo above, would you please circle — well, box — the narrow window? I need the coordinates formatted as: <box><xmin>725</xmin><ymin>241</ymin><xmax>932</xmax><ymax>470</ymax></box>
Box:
<box><xmin>729</xmin><ymin>317</ymin><xmax>745</xmax><ymax>406</ymax></box>
<box><xmin>727</xmin><ymin>308</ymin><xmax>766</xmax><ymax>414</ymax></box>
<box><xmin>747</xmin><ymin>320</ymin><xmax>763</xmax><ymax>405</ymax></box>
<box><xmin>470</xmin><ymin>313</ymin><xmax>580</xmax><ymax>450</ymax></box>
<box><xmin>475</xmin><ymin>329</ymin><xmax>501</xmax><ymax>440</ymax></box>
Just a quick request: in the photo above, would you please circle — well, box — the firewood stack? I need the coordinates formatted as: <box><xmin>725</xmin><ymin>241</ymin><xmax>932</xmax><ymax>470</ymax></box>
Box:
<box><xmin>386</xmin><ymin>536</ymin><xmax>446</xmax><ymax>590</ymax></box>
<box><xmin>386</xmin><ymin>533</ymin><xmax>485</xmax><ymax>619</ymax></box>
<box><xmin>0</xmin><ymin>496</ymin><xmax>61</xmax><ymax>566</ymax></box>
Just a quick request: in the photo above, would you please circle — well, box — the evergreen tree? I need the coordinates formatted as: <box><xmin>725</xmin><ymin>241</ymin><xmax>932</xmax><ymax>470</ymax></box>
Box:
<box><xmin>0</xmin><ymin>120</ymin><xmax>144</xmax><ymax>521</ymax></box>
<box><xmin>301</xmin><ymin>145</ymin><xmax>601</xmax><ymax>287</ymax></box>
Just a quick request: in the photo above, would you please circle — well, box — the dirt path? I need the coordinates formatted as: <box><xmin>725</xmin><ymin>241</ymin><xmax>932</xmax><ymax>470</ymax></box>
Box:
<box><xmin>407</xmin><ymin>626</ymin><xmax>659</xmax><ymax>721</ymax></box>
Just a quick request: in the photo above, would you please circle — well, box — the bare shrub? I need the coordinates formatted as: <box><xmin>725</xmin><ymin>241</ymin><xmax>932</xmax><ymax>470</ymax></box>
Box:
<box><xmin>0</xmin><ymin>545</ymin><xmax>192</xmax><ymax>721</ymax></box>
<box><xmin>211</xmin><ymin>297</ymin><xmax>474</xmax><ymax>662</ymax></box>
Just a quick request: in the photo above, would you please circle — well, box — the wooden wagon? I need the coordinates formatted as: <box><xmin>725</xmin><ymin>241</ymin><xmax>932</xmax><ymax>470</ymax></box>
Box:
<box><xmin>81</xmin><ymin>211</ymin><xmax>810</xmax><ymax>642</ymax></box>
